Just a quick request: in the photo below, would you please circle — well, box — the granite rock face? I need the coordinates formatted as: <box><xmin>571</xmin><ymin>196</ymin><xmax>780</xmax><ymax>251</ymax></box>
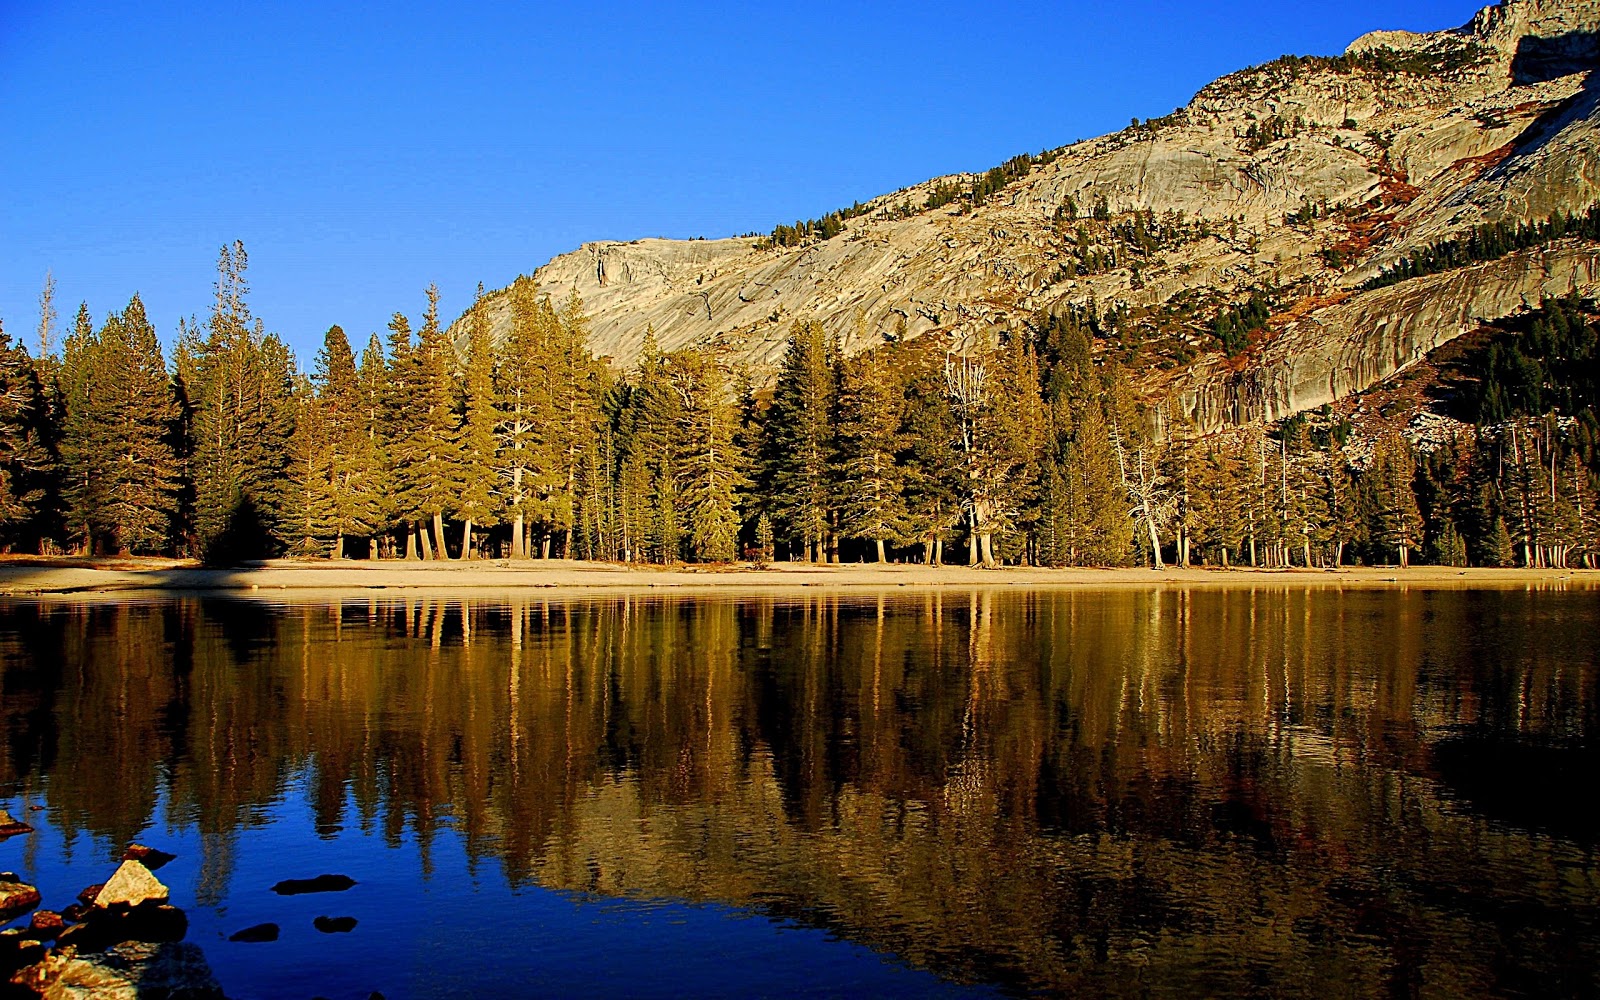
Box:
<box><xmin>453</xmin><ymin>0</ymin><xmax>1600</xmax><ymax>433</ymax></box>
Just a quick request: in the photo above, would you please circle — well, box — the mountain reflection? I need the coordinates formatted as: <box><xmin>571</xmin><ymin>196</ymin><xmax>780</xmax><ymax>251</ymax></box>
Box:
<box><xmin>1</xmin><ymin>587</ymin><xmax>1597</xmax><ymax>996</ymax></box>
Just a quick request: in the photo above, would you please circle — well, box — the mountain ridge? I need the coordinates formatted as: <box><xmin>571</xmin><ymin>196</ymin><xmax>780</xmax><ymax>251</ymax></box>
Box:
<box><xmin>451</xmin><ymin>0</ymin><xmax>1600</xmax><ymax>434</ymax></box>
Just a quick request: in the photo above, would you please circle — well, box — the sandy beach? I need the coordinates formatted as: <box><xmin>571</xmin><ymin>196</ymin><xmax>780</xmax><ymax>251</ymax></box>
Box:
<box><xmin>0</xmin><ymin>556</ymin><xmax>1593</xmax><ymax>596</ymax></box>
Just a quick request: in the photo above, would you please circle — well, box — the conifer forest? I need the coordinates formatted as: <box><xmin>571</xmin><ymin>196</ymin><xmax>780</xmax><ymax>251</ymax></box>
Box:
<box><xmin>1</xmin><ymin>242</ymin><xmax>1597</xmax><ymax>570</ymax></box>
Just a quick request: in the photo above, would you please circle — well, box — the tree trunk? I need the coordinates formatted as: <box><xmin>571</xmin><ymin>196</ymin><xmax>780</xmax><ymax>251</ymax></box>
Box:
<box><xmin>511</xmin><ymin>513</ymin><xmax>525</xmax><ymax>558</ymax></box>
<box><xmin>1221</xmin><ymin>547</ymin><xmax>1230</xmax><ymax>569</ymax></box>
<box><xmin>418</xmin><ymin>522</ymin><xmax>434</xmax><ymax>561</ymax></box>
<box><xmin>1399</xmin><ymin>545</ymin><xmax>1409</xmax><ymax>569</ymax></box>
<box><xmin>875</xmin><ymin>538</ymin><xmax>886</xmax><ymax>563</ymax></box>
<box><xmin>461</xmin><ymin>519</ymin><xmax>474</xmax><ymax>560</ymax></box>
<box><xmin>432</xmin><ymin>511</ymin><xmax>449</xmax><ymax>560</ymax></box>
<box><xmin>980</xmin><ymin>532</ymin><xmax>997</xmax><ymax>568</ymax></box>
<box><xmin>1145</xmin><ymin>517</ymin><xmax>1165</xmax><ymax>571</ymax></box>
<box><xmin>934</xmin><ymin>537</ymin><xmax>944</xmax><ymax>567</ymax></box>
<box><xmin>1334</xmin><ymin>541</ymin><xmax>1344</xmax><ymax>567</ymax></box>
<box><xmin>331</xmin><ymin>534</ymin><xmax>343</xmax><ymax>560</ymax></box>
<box><xmin>541</xmin><ymin>535</ymin><xmax>552</xmax><ymax>559</ymax></box>
<box><xmin>406</xmin><ymin>525</ymin><xmax>420</xmax><ymax>560</ymax></box>
<box><xmin>968</xmin><ymin>534</ymin><xmax>979</xmax><ymax>566</ymax></box>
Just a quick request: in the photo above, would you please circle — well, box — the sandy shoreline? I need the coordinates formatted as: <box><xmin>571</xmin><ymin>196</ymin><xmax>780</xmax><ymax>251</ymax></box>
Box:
<box><xmin>0</xmin><ymin>557</ymin><xmax>1594</xmax><ymax>597</ymax></box>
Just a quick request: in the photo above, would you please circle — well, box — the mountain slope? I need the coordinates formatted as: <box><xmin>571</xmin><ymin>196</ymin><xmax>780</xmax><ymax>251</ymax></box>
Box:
<box><xmin>453</xmin><ymin>0</ymin><xmax>1600</xmax><ymax>433</ymax></box>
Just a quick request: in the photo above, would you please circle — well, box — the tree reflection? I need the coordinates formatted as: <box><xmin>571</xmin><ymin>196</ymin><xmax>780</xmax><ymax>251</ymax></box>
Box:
<box><xmin>1</xmin><ymin>586</ymin><xmax>1596</xmax><ymax>995</ymax></box>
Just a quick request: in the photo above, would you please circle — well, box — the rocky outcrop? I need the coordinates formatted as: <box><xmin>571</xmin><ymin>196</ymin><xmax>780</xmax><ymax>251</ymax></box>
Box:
<box><xmin>452</xmin><ymin>0</ymin><xmax>1600</xmax><ymax>433</ymax></box>
<box><xmin>1167</xmin><ymin>242</ymin><xmax>1600</xmax><ymax>429</ymax></box>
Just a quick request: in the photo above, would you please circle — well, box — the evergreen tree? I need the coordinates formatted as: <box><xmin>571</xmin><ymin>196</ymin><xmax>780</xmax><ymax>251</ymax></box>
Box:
<box><xmin>665</xmin><ymin>349</ymin><xmax>747</xmax><ymax>562</ymax></box>
<box><xmin>765</xmin><ymin>320</ymin><xmax>837</xmax><ymax>562</ymax></box>
<box><xmin>391</xmin><ymin>285</ymin><xmax>463</xmax><ymax>559</ymax></box>
<box><xmin>836</xmin><ymin>344</ymin><xmax>908</xmax><ymax>561</ymax></box>
<box><xmin>456</xmin><ymin>295</ymin><xmax>499</xmax><ymax>557</ymax></box>
<box><xmin>0</xmin><ymin>320</ymin><xmax>52</xmax><ymax>548</ymax></box>
<box><xmin>188</xmin><ymin>242</ymin><xmax>296</xmax><ymax>562</ymax></box>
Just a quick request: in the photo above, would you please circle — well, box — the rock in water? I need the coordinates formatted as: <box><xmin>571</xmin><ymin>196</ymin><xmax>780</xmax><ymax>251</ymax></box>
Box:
<box><xmin>122</xmin><ymin>844</ymin><xmax>178</xmax><ymax>871</ymax></box>
<box><xmin>228</xmin><ymin>922</ymin><xmax>279</xmax><ymax>943</ymax></box>
<box><xmin>270</xmin><ymin>874</ymin><xmax>356</xmax><ymax>895</ymax></box>
<box><xmin>0</xmin><ymin>881</ymin><xmax>41</xmax><ymax>922</ymax></box>
<box><xmin>0</xmin><ymin>810</ymin><xmax>32</xmax><ymax>838</ymax></box>
<box><xmin>26</xmin><ymin>910</ymin><xmax>64</xmax><ymax>941</ymax></box>
<box><xmin>312</xmin><ymin>915</ymin><xmax>357</xmax><ymax>933</ymax></box>
<box><xmin>12</xmin><ymin>940</ymin><xmax>226</xmax><ymax>999</ymax></box>
<box><xmin>93</xmin><ymin>860</ymin><xmax>170</xmax><ymax>910</ymax></box>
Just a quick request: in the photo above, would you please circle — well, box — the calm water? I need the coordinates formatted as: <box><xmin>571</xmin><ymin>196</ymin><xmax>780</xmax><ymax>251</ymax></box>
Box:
<box><xmin>1</xmin><ymin>586</ymin><xmax>1598</xmax><ymax>998</ymax></box>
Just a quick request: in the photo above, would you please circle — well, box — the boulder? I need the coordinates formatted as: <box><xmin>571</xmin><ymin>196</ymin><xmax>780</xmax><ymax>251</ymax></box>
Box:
<box><xmin>0</xmin><ymin>881</ymin><xmax>41</xmax><ymax>923</ymax></box>
<box><xmin>92</xmin><ymin>861</ymin><xmax>169</xmax><ymax>910</ymax></box>
<box><xmin>227</xmin><ymin>923</ymin><xmax>278</xmax><ymax>943</ymax></box>
<box><xmin>0</xmin><ymin>928</ymin><xmax>46</xmax><ymax>979</ymax></box>
<box><xmin>11</xmin><ymin>940</ymin><xmax>225</xmax><ymax>999</ymax></box>
<box><xmin>121</xmin><ymin>845</ymin><xmax>177</xmax><ymax>872</ymax></box>
<box><xmin>54</xmin><ymin>905</ymin><xmax>187</xmax><ymax>953</ymax></box>
<box><xmin>27</xmin><ymin>910</ymin><xmax>65</xmax><ymax>941</ymax></box>
<box><xmin>312</xmin><ymin>915</ymin><xmax>357</xmax><ymax>934</ymax></box>
<box><xmin>269</xmin><ymin>874</ymin><xmax>355</xmax><ymax>896</ymax></box>
<box><xmin>0</xmin><ymin>810</ymin><xmax>33</xmax><ymax>837</ymax></box>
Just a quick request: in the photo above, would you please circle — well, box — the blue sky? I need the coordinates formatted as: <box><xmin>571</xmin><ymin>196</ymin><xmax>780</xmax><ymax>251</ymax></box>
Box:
<box><xmin>1</xmin><ymin>0</ymin><xmax>1485</xmax><ymax>361</ymax></box>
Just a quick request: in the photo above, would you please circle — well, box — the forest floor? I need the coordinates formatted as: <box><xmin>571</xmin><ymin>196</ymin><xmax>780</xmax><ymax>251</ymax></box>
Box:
<box><xmin>0</xmin><ymin>556</ymin><xmax>1594</xmax><ymax>596</ymax></box>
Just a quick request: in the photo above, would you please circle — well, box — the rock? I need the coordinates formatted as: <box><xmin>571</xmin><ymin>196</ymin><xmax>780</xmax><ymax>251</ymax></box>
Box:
<box><xmin>54</xmin><ymin>905</ymin><xmax>187</xmax><ymax>953</ymax></box>
<box><xmin>76</xmin><ymin>885</ymin><xmax>105</xmax><ymax>907</ymax></box>
<box><xmin>0</xmin><ymin>811</ymin><xmax>33</xmax><ymax>838</ymax></box>
<box><xmin>59</xmin><ymin>903</ymin><xmax>88</xmax><ymax>924</ymax></box>
<box><xmin>121</xmin><ymin>845</ymin><xmax>177</xmax><ymax>872</ymax></box>
<box><xmin>0</xmin><ymin>929</ymin><xmax>46</xmax><ymax>979</ymax></box>
<box><xmin>312</xmin><ymin>915</ymin><xmax>357</xmax><ymax>934</ymax></box>
<box><xmin>12</xmin><ymin>940</ymin><xmax>225</xmax><ymax>999</ymax></box>
<box><xmin>92</xmin><ymin>861</ymin><xmax>169</xmax><ymax>910</ymax></box>
<box><xmin>0</xmin><ymin>881</ymin><xmax>41</xmax><ymax>923</ymax></box>
<box><xmin>227</xmin><ymin>923</ymin><xmax>278</xmax><ymax>943</ymax></box>
<box><xmin>26</xmin><ymin>910</ymin><xmax>64</xmax><ymax>941</ymax></box>
<box><xmin>269</xmin><ymin>874</ymin><xmax>356</xmax><ymax>896</ymax></box>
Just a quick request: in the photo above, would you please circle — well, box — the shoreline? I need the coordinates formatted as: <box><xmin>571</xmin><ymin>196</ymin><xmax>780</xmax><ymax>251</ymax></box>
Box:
<box><xmin>0</xmin><ymin>557</ymin><xmax>1594</xmax><ymax>596</ymax></box>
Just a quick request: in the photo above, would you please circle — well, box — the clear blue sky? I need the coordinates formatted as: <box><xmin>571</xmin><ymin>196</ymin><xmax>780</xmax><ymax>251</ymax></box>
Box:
<box><xmin>1</xmin><ymin>0</ymin><xmax>1485</xmax><ymax>361</ymax></box>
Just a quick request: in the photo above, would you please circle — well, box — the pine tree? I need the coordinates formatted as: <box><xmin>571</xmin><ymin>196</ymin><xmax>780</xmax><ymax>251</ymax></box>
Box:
<box><xmin>897</xmin><ymin>337</ymin><xmax>962</xmax><ymax>565</ymax></box>
<box><xmin>766</xmin><ymin>320</ymin><xmax>837</xmax><ymax>562</ymax></box>
<box><xmin>836</xmin><ymin>344</ymin><xmax>908</xmax><ymax>561</ymax></box>
<box><xmin>1368</xmin><ymin>432</ymin><xmax>1424</xmax><ymax>567</ymax></box>
<box><xmin>665</xmin><ymin>349</ymin><xmax>747</xmax><ymax>562</ymax></box>
<box><xmin>494</xmin><ymin>277</ymin><xmax>546</xmax><ymax>558</ymax></box>
<box><xmin>0</xmin><ymin>320</ymin><xmax>52</xmax><ymax>549</ymax></box>
<box><xmin>391</xmin><ymin>285</ymin><xmax>464</xmax><ymax>559</ymax></box>
<box><xmin>188</xmin><ymin>243</ymin><xmax>296</xmax><ymax>562</ymax></box>
<box><xmin>456</xmin><ymin>295</ymin><xmax>499</xmax><ymax>558</ymax></box>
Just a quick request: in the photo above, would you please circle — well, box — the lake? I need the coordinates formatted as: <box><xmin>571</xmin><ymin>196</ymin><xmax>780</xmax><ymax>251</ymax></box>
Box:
<box><xmin>1</xmin><ymin>585</ymin><xmax>1597</xmax><ymax>998</ymax></box>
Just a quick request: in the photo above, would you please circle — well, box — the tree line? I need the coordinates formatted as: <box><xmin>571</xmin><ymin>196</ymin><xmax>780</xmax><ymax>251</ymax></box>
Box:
<box><xmin>1</xmin><ymin>244</ymin><xmax>1596</xmax><ymax>568</ymax></box>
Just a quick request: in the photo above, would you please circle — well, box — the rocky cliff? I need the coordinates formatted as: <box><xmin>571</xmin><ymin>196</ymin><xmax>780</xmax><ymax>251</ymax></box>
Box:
<box><xmin>453</xmin><ymin>0</ymin><xmax>1600</xmax><ymax>433</ymax></box>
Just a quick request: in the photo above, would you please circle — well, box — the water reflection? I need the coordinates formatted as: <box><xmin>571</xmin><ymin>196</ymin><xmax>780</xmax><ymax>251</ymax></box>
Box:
<box><xmin>1</xmin><ymin>587</ymin><xmax>1597</xmax><ymax>996</ymax></box>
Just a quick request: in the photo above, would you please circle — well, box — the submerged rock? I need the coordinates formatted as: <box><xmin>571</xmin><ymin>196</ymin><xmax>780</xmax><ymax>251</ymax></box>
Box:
<box><xmin>227</xmin><ymin>923</ymin><xmax>278</xmax><ymax>943</ymax></box>
<box><xmin>12</xmin><ymin>940</ymin><xmax>226</xmax><ymax>999</ymax></box>
<box><xmin>92</xmin><ymin>862</ymin><xmax>169</xmax><ymax>911</ymax></box>
<box><xmin>0</xmin><ymin>881</ymin><xmax>41</xmax><ymax>923</ymax></box>
<box><xmin>120</xmin><ymin>845</ymin><xmax>177</xmax><ymax>872</ymax></box>
<box><xmin>54</xmin><ymin>905</ymin><xmax>187</xmax><ymax>954</ymax></box>
<box><xmin>0</xmin><ymin>811</ymin><xmax>33</xmax><ymax>838</ymax></box>
<box><xmin>311</xmin><ymin>915</ymin><xmax>357</xmax><ymax>934</ymax></box>
<box><xmin>269</xmin><ymin>875</ymin><xmax>355</xmax><ymax>896</ymax></box>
